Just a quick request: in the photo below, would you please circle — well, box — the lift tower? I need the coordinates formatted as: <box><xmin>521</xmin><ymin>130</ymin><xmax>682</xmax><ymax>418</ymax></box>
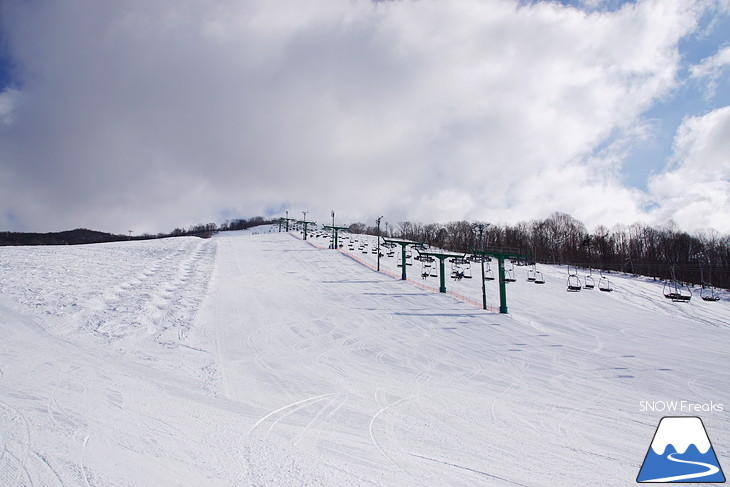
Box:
<box><xmin>381</xmin><ymin>238</ymin><xmax>424</xmax><ymax>281</ymax></box>
<box><xmin>322</xmin><ymin>225</ymin><xmax>349</xmax><ymax>249</ymax></box>
<box><xmin>471</xmin><ymin>247</ymin><xmax>527</xmax><ymax>314</ymax></box>
<box><xmin>415</xmin><ymin>250</ymin><xmax>467</xmax><ymax>293</ymax></box>
<box><xmin>299</xmin><ymin>212</ymin><xmax>316</xmax><ymax>241</ymax></box>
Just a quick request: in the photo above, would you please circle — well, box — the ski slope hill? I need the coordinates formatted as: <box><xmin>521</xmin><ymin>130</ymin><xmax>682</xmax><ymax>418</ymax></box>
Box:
<box><xmin>0</xmin><ymin>229</ymin><xmax>727</xmax><ymax>486</ymax></box>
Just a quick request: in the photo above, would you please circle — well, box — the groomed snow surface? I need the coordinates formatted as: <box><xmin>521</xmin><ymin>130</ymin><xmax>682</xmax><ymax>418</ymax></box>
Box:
<box><xmin>1</xmin><ymin>228</ymin><xmax>728</xmax><ymax>486</ymax></box>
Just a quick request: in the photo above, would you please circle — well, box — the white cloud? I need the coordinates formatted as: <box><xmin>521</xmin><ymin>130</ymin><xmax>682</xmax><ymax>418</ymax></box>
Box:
<box><xmin>0</xmin><ymin>0</ymin><xmax>724</xmax><ymax>233</ymax></box>
<box><xmin>647</xmin><ymin>106</ymin><xmax>730</xmax><ymax>232</ymax></box>
<box><xmin>690</xmin><ymin>44</ymin><xmax>730</xmax><ymax>98</ymax></box>
<box><xmin>0</xmin><ymin>88</ymin><xmax>22</xmax><ymax>125</ymax></box>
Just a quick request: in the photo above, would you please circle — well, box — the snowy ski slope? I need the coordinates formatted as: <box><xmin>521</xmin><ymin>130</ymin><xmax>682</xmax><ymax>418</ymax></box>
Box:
<box><xmin>0</xmin><ymin>228</ymin><xmax>728</xmax><ymax>486</ymax></box>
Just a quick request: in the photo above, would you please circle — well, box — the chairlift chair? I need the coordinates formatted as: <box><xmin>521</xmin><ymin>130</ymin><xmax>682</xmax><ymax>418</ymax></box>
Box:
<box><xmin>460</xmin><ymin>258</ymin><xmax>473</xmax><ymax>278</ymax></box>
<box><xmin>527</xmin><ymin>266</ymin><xmax>536</xmax><ymax>282</ymax></box>
<box><xmin>701</xmin><ymin>284</ymin><xmax>721</xmax><ymax>302</ymax></box>
<box><xmin>567</xmin><ymin>266</ymin><xmax>582</xmax><ymax>292</ymax></box>
<box><xmin>450</xmin><ymin>258</ymin><xmax>466</xmax><ymax>280</ymax></box>
<box><xmin>534</xmin><ymin>270</ymin><xmax>545</xmax><ymax>284</ymax></box>
<box><xmin>700</xmin><ymin>266</ymin><xmax>721</xmax><ymax>302</ymax></box>
<box><xmin>584</xmin><ymin>269</ymin><xmax>595</xmax><ymax>290</ymax></box>
<box><xmin>663</xmin><ymin>282</ymin><xmax>691</xmax><ymax>302</ymax></box>
<box><xmin>598</xmin><ymin>274</ymin><xmax>613</xmax><ymax>292</ymax></box>
<box><xmin>484</xmin><ymin>262</ymin><xmax>496</xmax><ymax>281</ymax></box>
<box><xmin>663</xmin><ymin>266</ymin><xmax>691</xmax><ymax>302</ymax></box>
<box><xmin>504</xmin><ymin>261</ymin><xmax>517</xmax><ymax>283</ymax></box>
<box><xmin>420</xmin><ymin>256</ymin><xmax>437</xmax><ymax>279</ymax></box>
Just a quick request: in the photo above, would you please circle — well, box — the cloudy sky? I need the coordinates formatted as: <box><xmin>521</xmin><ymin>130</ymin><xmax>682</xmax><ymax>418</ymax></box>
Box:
<box><xmin>1</xmin><ymin>0</ymin><xmax>729</xmax><ymax>235</ymax></box>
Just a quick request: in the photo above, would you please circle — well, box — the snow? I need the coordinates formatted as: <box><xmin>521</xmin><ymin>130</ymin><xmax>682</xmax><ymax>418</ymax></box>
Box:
<box><xmin>650</xmin><ymin>417</ymin><xmax>711</xmax><ymax>455</ymax></box>
<box><xmin>1</xmin><ymin>228</ymin><xmax>728</xmax><ymax>486</ymax></box>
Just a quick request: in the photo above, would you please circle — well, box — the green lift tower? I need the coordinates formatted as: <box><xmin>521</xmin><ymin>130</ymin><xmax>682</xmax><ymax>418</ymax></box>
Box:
<box><xmin>322</xmin><ymin>225</ymin><xmax>349</xmax><ymax>249</ymax></box>
<box><xmin>298</xmin><ymin>214</ymin><xmax>316</xmax><ymax>240</ymax></box>
<box><xmin>415</xmin><ymin>249</ymin><xmax>467</xmax><ymax>293</ymax></box>
<box><xmin>471</xmin><ymin>247</ymin><xmax>527</xmax><ymax>314</ymax></box>
<box><xmin>381</xmin><ymin>238</ymin><xmax>425</xmax><ymax>281</ymax></box>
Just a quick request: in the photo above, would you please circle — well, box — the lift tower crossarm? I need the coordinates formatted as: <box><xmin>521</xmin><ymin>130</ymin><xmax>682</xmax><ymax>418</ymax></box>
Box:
<box><xmin>280</xmin><ymin>217</ymin><xmax>297</xmax><ymax>232</ymax></box>
<box><xmin>415</xmin><ymin>250</ymin><xmax>466</xmax><ymax>293</ymax></box>
<box><xmin>381</xmin><ymin>238</ymin><xmax>425</xmax><ymax>281</ymax></box>
<box><xmin>322</xmin><ymin>225</ymin><xmax>350</xmax><ymax>249</ymax></box>
<box><xmin>297</xmin><ymin>219</ymin><xmax>316</xmax><ymax>240</ymax></box>
<box><xmin>471</xmin><ymin>247</ymin><xmax>528</xmax><ymax>314</ymax></box>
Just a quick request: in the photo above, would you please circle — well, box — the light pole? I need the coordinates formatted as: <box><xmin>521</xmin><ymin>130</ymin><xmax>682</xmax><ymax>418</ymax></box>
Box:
<box><xmin>472</xmin><ymin>222</ymin><xmax>491</xmax><ymax>310</ymax></box>
<box><xmin>376</xmin><ymin>216</ymin><xmax>383</xmax><ymax>271</ymax></box>
<box><xmin>331</xmin><ymin>211</ymin><xmax>335</xmax><ymax>249</ymax></box>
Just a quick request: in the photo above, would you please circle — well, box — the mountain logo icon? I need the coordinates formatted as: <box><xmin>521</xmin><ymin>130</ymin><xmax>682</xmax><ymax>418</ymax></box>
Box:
<box><xmin>637</xmin><ymin>416</ymin><xmax>725</xmax><ymax>483</ymax></box>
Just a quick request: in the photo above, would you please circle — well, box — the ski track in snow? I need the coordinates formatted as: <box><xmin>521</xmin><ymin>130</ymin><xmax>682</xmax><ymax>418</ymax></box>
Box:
<box><xmin>0</xmin><ymin>229</ymin><xmax>728</xmax><ymax>486</ymax></box>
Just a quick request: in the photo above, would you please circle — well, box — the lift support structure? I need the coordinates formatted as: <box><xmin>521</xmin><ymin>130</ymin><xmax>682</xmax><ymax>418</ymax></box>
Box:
<box><xmin>298</xmin><ymin>218</ymin><xmax>316</xmax><ymax>240</ymax></box>
<box><xmin>322</xmin><ymin>225</ymin><xmax>349</xmax><ymax>249</ymax></box>
<box><xmin>415</xmin><ymin>250</ymin><xmax>466</xmax><ymax>293</ymax></box>
<box><xmin>277</xmin><ymin>217</ymin><xmax>297</xmax><ymax>232</ymax></box>
<box><xmin>381</xmin><ymin>238</ymin><xmax>425</xmax><ymax>281</ymax></box>
<box><xmin>470</xmin><ymin>247</ymin><xmax>528</xmax><ymax>314</ymax></box>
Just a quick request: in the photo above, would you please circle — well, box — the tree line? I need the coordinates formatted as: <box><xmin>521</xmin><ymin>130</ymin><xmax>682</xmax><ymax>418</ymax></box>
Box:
<box><xmin>0</xmin><ymin>216</ymin><xmax>274</xmax><ymax>246</ymax></box>
<box><xmin>350</xmin><ymin>212</ymin><xmax>730</xmax><ymax>290</ymax></box>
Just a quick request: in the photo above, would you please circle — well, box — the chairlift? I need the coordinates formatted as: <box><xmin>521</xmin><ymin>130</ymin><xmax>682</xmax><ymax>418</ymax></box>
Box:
<box><xmin>484</xmin><ymin>261</ymin><xmax>496</xmax><ymax>281</ymax></box>
<box><xmin>504</xmin><ymin>261</ymin><xmax>517</xmax><ymax>283</ymax></box>
<box><xmin>598</xmin><ymin>271</ymin><xmax>613</xmax><ymax>292</ymax></box>
<box><xmin>534</xmin><ymin>270</ymin><xmax>545</xmax><ymax>284</ymax></box>
<box><xmin>451</xmin><ymin>258</ymin><xmax>466</xmax><ymax>280</ymax></box>
<box><xmin>420</xmin><ymin>256</ymin><xmax>437</xmax><ymax>279</ymax></box>
<box><xmin>701</xmin><ymin>285</ymin><xmax>721</xmax><ymax>302</ymax></box>
<box><xmin>584</xmin><ymin>268</ymin><xmax>595</xmax><ymax>290</ymax></box>
<box><xmin>460</xmin><ymin>258</ymin><xmax>473</xmax><ymax>278</ymax></box>
<box><xmin>527</xmin><ymin>266</ymin><xmax>536</xmax><ymax>282</ymax></box>
<box><xmin>700</xmin><ymin>265</ymin><xmax>721</xmax><ymax>302</ymax></box>
<box><xmin>567</xmin><ymin>265</ymin><xmax>582</xmax><ymax>292</ymax></box>
<box><xmin>663</xmin><ymin>266</ymin><xmax>691</xmax><ymax>302</ymax></box>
